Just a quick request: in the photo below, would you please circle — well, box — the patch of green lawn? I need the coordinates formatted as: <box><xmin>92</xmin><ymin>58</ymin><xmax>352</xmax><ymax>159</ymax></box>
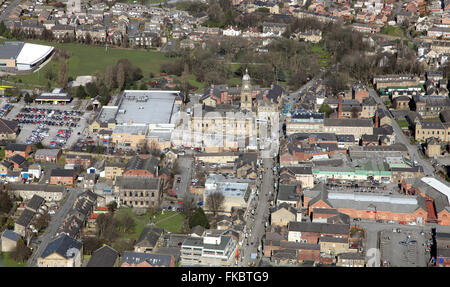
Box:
<box><xmin>396</xmin><ymin>119</ymin><xmax>409</xmax><ymax>128</ymax></box>
<box><xmin>155</xmin><ymin>212</ymin><xmax>185</xmax><ymax>233</ymax></box>
<box><xmin>1</xmin><ymin>252</ymin><xmax>25</xmax><ymax>267</ymax></box>
<box><xmin>380</xmin><ymin>26</ymin><xmax>405</xmax><ymax>38</ymax></box>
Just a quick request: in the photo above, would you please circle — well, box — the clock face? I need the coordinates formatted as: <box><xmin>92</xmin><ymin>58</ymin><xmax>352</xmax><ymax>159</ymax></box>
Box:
<box><xmin>244</xmin><ymin>84</ymin><xmax>249</xmax><ymax>89</ymax></box>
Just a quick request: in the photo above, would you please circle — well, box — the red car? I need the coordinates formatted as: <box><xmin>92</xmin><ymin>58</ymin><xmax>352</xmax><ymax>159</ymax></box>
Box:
<box><xmin>399</xmin><ymin>221</ymin><xmax>406</xmax><ymax>225</ymax></box>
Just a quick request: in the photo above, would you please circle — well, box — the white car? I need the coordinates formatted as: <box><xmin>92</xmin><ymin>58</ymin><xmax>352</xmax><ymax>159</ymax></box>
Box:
<box><xmin>408</xmin><ymin>222</ymin><xmax>417</xmax><ymax>226</ymax></box>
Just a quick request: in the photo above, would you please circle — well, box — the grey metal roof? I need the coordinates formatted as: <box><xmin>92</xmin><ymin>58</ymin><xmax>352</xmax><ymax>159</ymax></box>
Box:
<box><xmin>0</xmin><ymin>41</ymin><xmax>24</xmax><ymax>60</ymax></box>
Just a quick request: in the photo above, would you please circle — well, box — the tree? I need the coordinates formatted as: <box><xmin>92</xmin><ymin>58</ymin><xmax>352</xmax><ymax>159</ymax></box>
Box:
<box><xmin>206</xmin><ymin>191</ymin><xmax>224</xmax><ymax>216</ymax></box>
<box><xmin>116</xmin><ymin>63</ymin><xmax>126</xmax><ymax>91</ymax></box>
<box><xmin>58</xmin><ymin>59</ymin><xmax>68</xmax><ymax>88</ymax></box>
<box><xmin>85</xmin><ymin>82</ymin><xmax>99</xmax><ymax>98</ymax></box>
<box><xmin>34</xmin><ymin>213</ymin><xmax>51</xmax><ymax>231</ymax></box>
<box><xmin>112</xmin><ymin>239</ymin><xmax>133</xmax><ymax>256</ymax></box>
<box><xmin>36</xmin><ymin>142</ymin><xmax>44</xmax><ymax>149</ymax></box>
<box><xmin>96</xmin><ymin>213</ymin><xmax>118</xmax><ymax>242</ymax></box>
<box><xmin>182</xmin><ymin>193</ymin><xmax>197</xmax><ymax>219</ymax></box>
<box><xmin>319</xmin><ymin>104</ymin><xmax>333</xmax><ymax>117</ymax></box>
<box><xmin>351</xmin><ymin>106</ymin><xmax>360</xmax><ymax>118</ymax></box>
<box><xmin>11</xmin><ymin>238</ymin><xmax>31</xmax><ymax>263</ymax></box>
<box><xmin>0</xmin><ymin>191</ymin><xmax>13</xmax><ymax>214</ymax></box>
<box><xmin>75</xmin><ymin>86</ymin><xmax>87</xmax><ymax>99</ymax></box>
<box><xmin>24</xmin><ymin>92</ymin><xmax>33</xmax><ymax>104</ymax></box>
<box><xmin>107</xmin><ymin>201</ymin><xmax>118</xmax><ymax>213</ymax></box>
<box><xmin>189</xmin><ymin>207</ymin><xmax>210</xmax><ymax>229</ymax></box>
<box><xmin>104</xmin><ymin>65</ymin><xmax>114</xmax><ymax>90</ymax></box>
<box><xmin>45</xmin><ymin>69</ymin><xmax>55</xmax><ymax>81</ymax></box>
<box><xmin>82</xmin><ymin>237</ymin><xmax>103</xmax><ymax>255</ymax></box>
<box><xmin>119</xmin><ymin>213</ymin><xmax>136</xmax><ymax>233</ymax></box>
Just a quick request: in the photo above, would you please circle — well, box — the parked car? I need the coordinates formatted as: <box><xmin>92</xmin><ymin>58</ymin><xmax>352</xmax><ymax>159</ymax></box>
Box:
<box><xmin>399</xmin><ymin>221</ymin><xmax>407</xmax><ymax>225</ymax></box>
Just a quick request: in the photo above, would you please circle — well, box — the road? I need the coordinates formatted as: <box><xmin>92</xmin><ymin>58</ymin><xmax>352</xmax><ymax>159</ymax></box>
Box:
<box><xmin>0</xmin><ymin>0</ymin><xmax>20</xmax><ymax>21</ymax></box>
<box><xmin>26</xmin><ymin>188</ymin><xmax>83</xmax><ymax>267</ymax></box>
<box><xmin>369</xmin><ymin>88</ymin><xmax>435</xmax><ymax>176</ymax></box>
<box><xmin>239</xmin><ymin>157</ymin><xmax>275</xmax><ymax>266</ymax></box>
<box><xmin>176</xmin><ymin>155</ymin><xmax>195</xmax><ymax>200</ymax></box>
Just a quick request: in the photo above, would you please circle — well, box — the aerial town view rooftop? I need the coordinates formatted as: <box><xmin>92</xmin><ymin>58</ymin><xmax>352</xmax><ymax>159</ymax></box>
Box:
<box><xmin>0</xmin><ymin>0</ymin><xmax>448</xmax><ymax>272</ymax></box>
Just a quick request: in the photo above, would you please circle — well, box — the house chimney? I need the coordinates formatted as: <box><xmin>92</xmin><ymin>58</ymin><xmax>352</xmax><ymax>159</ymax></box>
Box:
<box><xmin>338</xmin><ymin>95</ymin><xmax>343</xmax><ymax>119</ymax></box>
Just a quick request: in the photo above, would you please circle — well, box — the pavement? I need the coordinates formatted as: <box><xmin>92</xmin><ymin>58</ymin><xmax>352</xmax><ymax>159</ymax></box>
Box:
<box><xmin>369</xmin><ymin>88</ymin><xmax>435</xmax><ymax>176</ymax></box>
<box><xmin>26</xmin><ymin>188</ymin><xmax>83</xmax><ymax>267</ymax></box>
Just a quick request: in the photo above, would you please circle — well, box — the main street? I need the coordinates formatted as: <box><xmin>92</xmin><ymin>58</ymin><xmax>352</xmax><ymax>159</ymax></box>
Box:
<box><xmin>239</xmin><ymin>157</ymin><xmax>275</xmax><ymax>266</ymax></box>
<box><xmin>26</xmin><ymin>188</ymin><xmax>83</xmax><ymax>267</ymax></box>
<box><xmin>369</xmin><ymin>88</ymin><xmax>435</xmax><ymax>176</ymax></box>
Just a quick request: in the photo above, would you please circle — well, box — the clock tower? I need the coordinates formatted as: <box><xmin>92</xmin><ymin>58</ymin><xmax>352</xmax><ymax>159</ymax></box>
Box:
<box><xmin>240</xmin><ymin>69</ymin><xmax>252</xmax><ymax>111</ymax></box>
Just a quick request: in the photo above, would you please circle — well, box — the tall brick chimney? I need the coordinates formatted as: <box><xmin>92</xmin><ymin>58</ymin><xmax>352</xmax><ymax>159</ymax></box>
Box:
<box><xmin>375</xmin><ymin>113</ymin><xmax>379</xmax><ymax>128</ymax></box>
<box><xmin>338</xmin><ymin>95</ymin><xmax>343</xmax><ymax>119</ymax></box>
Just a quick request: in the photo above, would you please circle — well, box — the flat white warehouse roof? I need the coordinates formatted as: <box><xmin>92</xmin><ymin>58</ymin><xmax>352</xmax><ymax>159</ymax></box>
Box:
<box><xmin>16</xmin><ymin>43</ymin><xmax>54</xmax><ymax>66</ymax></box>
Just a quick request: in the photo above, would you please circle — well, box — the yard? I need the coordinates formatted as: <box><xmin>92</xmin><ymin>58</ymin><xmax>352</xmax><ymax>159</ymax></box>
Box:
<box><xmin>9</xmin><ymin>41</ymin><xmax>176</xmax><ymax>88</ymax></box>
<box><xmin>0</xmin><ymin>252</ymin><xmax>25</xmax><ymax>267</ymax></box>
<box><xmin>396</xmin><ymin>119</ymin><xmax>410</xmax><ymax>129</ymax></box>
<box><xmin>380</xmin><ymin>26</ymin><xmax>405</xmax><ymax>38</ymax></box>
<box><xmin>310</xmin><ymin>43</ymin><xmax>330</xmax><ymax>67</ymax></box>
<box><xmin>115</xmin><ymin>208</ymin><xmax>185</xmax><ymax>239</ymax></box>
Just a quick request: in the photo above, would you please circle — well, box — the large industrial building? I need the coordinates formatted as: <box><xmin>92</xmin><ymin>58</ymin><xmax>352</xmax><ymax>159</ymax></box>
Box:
<box><xmin>89</xmin><ymin>90</ymin><xmax>183</xmax><ymax>150</ymax></box>
<box><xmin>0</xmin><ymin>42</ymin><xmax>54</xmax><ymax>71</ymax></box>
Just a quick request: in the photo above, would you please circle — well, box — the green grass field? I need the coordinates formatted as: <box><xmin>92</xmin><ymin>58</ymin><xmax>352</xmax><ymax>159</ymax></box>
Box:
<box><xmin>1</xmin><ymin>252</ymin><xmax>25</xmax><ymax>267</ymax></box>
<box><xmin>154</xmin><ymin>211</ymin><xmax>185</xmax><ymax>233</ymax></box>
<box><xmin>380</xmin><ymin>26</ymin><xmax>405</xmax><ymax>38</ymax></box>
<box><xmin>116</xmin><ymin>209</ymin><xmax>185</xmax><ymax>239</ymax></box>
<box><xmin>116</xmin><ymin>208</ymin><xmax>149</xmax><ymax>240</ymax></box>
<box><xmin>310</xmin><ymin>43</ymin><xmax>330</xmax><ymax>67</ymax></box>
<box><xmin>10</xmin><ymin>40</ymin><xmax>175</xmax><ymax>88</ymax></box>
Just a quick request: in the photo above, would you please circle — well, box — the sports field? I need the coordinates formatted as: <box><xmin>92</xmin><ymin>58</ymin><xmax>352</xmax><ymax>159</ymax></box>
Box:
<box><xmin>10</xmin><ymin>41</ymin><xmax>175</xmax><ymax>87</ymax></box>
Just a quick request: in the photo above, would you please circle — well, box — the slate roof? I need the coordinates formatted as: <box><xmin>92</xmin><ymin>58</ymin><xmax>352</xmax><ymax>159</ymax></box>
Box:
<box><xmin>288</xmin><ymin>221</ymin><xmax>350</xmax><ymax>235</ymax></box>
<box><xmin>10</xmin><ymin>154</ymin><xmax>25</xmax><ymax>166</ymax></box>
<box><xmin>125</xmin><ymin>155</ymin><xmax>159</xmax><ymax>174</ymax></box>
<box><xmin>277</xmin><ymin>184</ymin><xmax>301</xmax><ymax>202</ymax></box>
<box><xmin>16</xmin><ymin>209</ymin><xmax>35</xmax><ymax>227</ymax></box>
<box><xmin>116</xmin><ymin>176</ymin><xmax>160</xmax><ymax>190</ymax></box>
<box><xmin>1</xmin><ymin>229</ymin><xmax>21</xmax><ymax>242</ymax></box>
<box><xmin>50</xmin><ymin>169</ymin><xmax>75</xmax><ymax>177</ymax></box>
<box><xmin>26</xmin><ymin>195</ymin><xmax>45</xmax><ymax>212</ymax></box>
<box><xmin>135</xmin><ymin>226</ymin><xmax>164</xmax><ymax>248</ymax></box>
<box><xmin>6</xmin><ymin>143</ymin><xmax>28</xmax><ymax>151</ymax></box>
<box><xmin>40</xmin><ymin>234</ymin><xmax>82</xmax><ymax>259</ymax></box>
<box><xmin>0</xmin><ymin>119</ymin><xmax>18</xmax><ymax>134</ymax></box>
<box><xmin>86</xmin><ymin>245</ymin><xmax>119</xmax><ymax>267</ymax></box>
<box><xmin>121</xmin><ymin>251</ymin><xmax>173</xmax><ymax>266</ymax></box>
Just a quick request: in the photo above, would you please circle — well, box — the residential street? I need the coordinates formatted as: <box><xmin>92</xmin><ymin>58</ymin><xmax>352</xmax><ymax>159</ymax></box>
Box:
<box><xmin>369</xmin><ymin>88</ymin><xmax>435</xmax><ymax>176</ymax></box>
<box><xmin>26</xmin><ymin>188</ymin><xmax>83</xmax><ymax>267</ymax></box>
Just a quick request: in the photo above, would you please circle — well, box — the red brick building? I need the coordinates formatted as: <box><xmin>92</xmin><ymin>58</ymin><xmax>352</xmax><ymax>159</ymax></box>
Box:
<box><xmin>50</xmin><ymin>169</ymin><xmax>75</xmax><ymax>186</ymax></box>
<box><xmin>65</xmin><ymin>154</ymin><xmax>92</xmax><ymax>169</ymax></box>
<box><xmin>5</xmin><ymin>143</ymin><xmax>31</xmax><ymax>159</ymax></box>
